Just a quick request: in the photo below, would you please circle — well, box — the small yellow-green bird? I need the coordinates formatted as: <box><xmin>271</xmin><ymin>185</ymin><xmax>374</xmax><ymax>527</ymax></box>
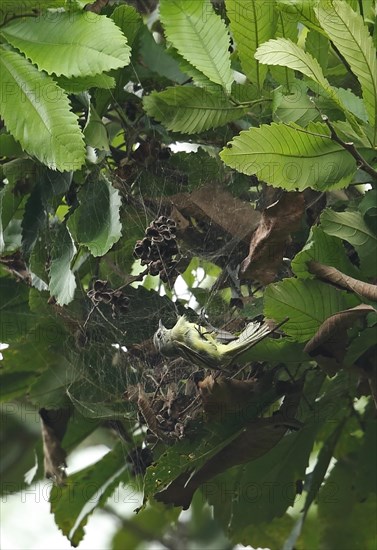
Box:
<box><xmin>153</xmin><ymin>315</ymin><xmax>271</xmax><ymax>370</ymax></box>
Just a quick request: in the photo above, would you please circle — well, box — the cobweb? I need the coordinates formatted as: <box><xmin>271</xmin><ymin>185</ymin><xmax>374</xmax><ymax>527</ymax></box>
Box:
<box><xmin>54</xmin><ymin>151</ymin><xmax>266</xmax><ymax>487</ymax></box>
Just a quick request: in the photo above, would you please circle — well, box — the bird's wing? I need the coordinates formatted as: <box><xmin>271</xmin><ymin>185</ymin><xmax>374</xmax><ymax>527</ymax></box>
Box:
<box><xmin>174</xmin><ymin>340</ymin><xmax>222</xmax><ymax>370</ymax></box>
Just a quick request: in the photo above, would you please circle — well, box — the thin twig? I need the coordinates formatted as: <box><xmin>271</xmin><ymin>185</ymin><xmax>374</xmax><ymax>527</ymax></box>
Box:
<box><xmin>322</xmin><ymin>115</ymin><xmax>377</xmax><ymax>182</ymax></box>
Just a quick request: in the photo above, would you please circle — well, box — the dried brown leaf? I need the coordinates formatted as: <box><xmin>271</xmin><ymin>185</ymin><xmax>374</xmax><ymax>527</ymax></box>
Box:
<box><xmin>198</xmin><ymin>372</ymin><xmax>275</xmax><ymax>422</ymax></box>
<box><xmin>241</xmin><ymin>192</ymin><xmax>305</xmax><ymax>284</ymax></box>
<box><xmin>0</xmin><ymin>251</ymin><xmax>31</xmax><ymax>284</ymax></box>
<box><xmin>308</xmin><ymin>261</ymin><xmax>377</xmax><ymax>301</ymax></box>
<box><xmin>304</xmin><ymin>304</ymin><xmax>376</xmax><ymax>376</ymax></box>
<box><xmin>171</xmin><ymin>185</ymin><xmax>260</xmax><ymax>241</ymax></box>
<box><xmin>40</xmin><ymin>408</ymin><xmax>71</xmax><ymax>485</ymax></box>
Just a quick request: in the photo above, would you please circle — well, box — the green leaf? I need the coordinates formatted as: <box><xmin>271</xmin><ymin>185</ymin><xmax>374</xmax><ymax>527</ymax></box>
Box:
<box><xmin>143</xmin><ymin>86</ymin><xmax>248</xmax><ymax>134</ymax></box>
<box><xmin>111</xmin><ymin>4</ymin><xmax>142</xmax><ymax>49</ymax></box>
<box><xmin>276</xmin><ymin>0</ymin><xmax>324</xmax><ymax>35</ymax></box>
<box><xmin>68</xmin><ymin>174</ymin><xmax>122</xmax><ymax>257</ymax></box>
<box><xmin>226</xmin><ymin>0</ymin><xmax>276</xmax><ymax>90</ymax></box>
<box><xmin>360</xmin><ymin>189</ymin><xmax>377</xmax><ymax>233</ymax></box>
<box><xmin>83</xmin><ymin>106</ymin><xmax>109</xmax><ymax>151</ymax></box>
<box><xmin>255</xmin><ymin>37</ymin><xmax>358</xmax><ymax>123</ymax></box>
<box><xmin>138</xmin><ymin>27</ymin><xmax>187</xmax><ymax>84</ymax></box>
<box><xmin>220</xmin><ymin>121</ymin><xmax>357</xmax><ymax>191</ymax></box>
<box><xmin>305</xmin><ymin>29</ymin><xmax>329</xmax><ymax>70</ymax></box>
<box><xmin>0</xmin><ymin>47</ymin><xmax>85</xmax><ymax>171</ymax></box>
<box><xmin>0</xmin><ymin>278</ymin><xmax>36</xmax><ymax>343</ymax></box>
<box><xmin>1</xmin><ymin>12</ymin><xmax>131</xmax><ymax>77</ymax></box>
<box><xmin>272</xmin><ymin>81</ymin><xmax>319</xmax><ymax>126</ymax></box>
<box><xmin>50</xmin><ymin>443</ymin><xmax>131</xmax><ymax>546</ymax></box>
<box><xmin>285</xmin><ymin>420</ymin><xmax>345</xmax><ymax>550</ymax></box>
<box><xmin>241</xmin><ymin>337</ymin><xmax>309</xmax><ymax>364</ymax></box>
<box><xmin>112</xmin><ymin>502</ymin><xmax>180</xmax><ymax>550</ymax></box>
<box><xmin>21</xmin><ymin>186</ymin><xmax>46</xmax><ymax>258</ymax></box>
<box><xmin>28</xmin><ymin>356</ymin><xmax>82</xmax><ymax>410</ymax></box>
<box><xmin>55</xmin><ymin>73</ymin><xmax>115</xmax><ymax>93</ymax></box>
<box><xmin>271</xmin><ymin>9</ymin><xmax>298</xmax><ymax>87</ymax></box>
<box><xmin>291</xmin><ymin>226</ymin><xmax>360</xmax><ymax>279</ymax></box>
<box><xmin>344</xmin><ymin>327</ymin><xmax>377</xmax><ymax>367</ymax></box>
<box><xmin>0</xmin><ymin>337</ymin><xmax>64</xmax><ymax>402</ymax></box>
<box><xmin>332</xmin><ymin>86</ymin><xmax>368</xmax><ymax>122</ymax></box>
<box><xmin>49</xmin><ymin>224</ymin><xmax>76</xmax><ymax>306</ymax></box>
<box><xmin>176</xmin><ymin>53</ymin><xmax>223</xmax><ymax>92</ymax></box>
<box><xmin>264</xmin><ymin>278</ymin><xmax>359</xmax><ymax>342</ymax></box>
<box><xmin>0</xmin><ymin>132</ymin><xmax>23</xmax><ymax>157</ymax></box>
<box><xmin>235</xmin><ymin>515</ymin><xmax>294</xmax><ymax>549</ymax></box>
<box><xmin>318</xmin><ymin>458</ymin><xmax>377</xmax><ymax>550</ymax></box>
<box><xmin>210</xmin><ymin>419</ymin><xmax>322</xmax><ymax>529</ymax></box>
<box><xmin>0</xmin><ymin>176</ymin><xmax>25</xmax><ymax>252</ymax></box>
<box><xmin>159</xmin><ymin>0</ymin><xmax>233</xmax><ymax>92</ymax></box>
<box><xmin>321</xmin><ymin>209</ymin><xmax>377</xmax><ymax>277</ymax></box>
<box><xmin>22</xmin><ymin>169</ymin><xmax>72</xmax><ymax>257</ymax></box>
<box><xmin>316</xmin><ymin>0</ymin><xmax>377</xmax><ymax>143</ymax></box>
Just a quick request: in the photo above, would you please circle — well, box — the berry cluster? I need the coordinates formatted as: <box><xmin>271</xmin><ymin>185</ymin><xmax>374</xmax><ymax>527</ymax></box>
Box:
<box><xmin>87</xmin><ymin>280</ymin><xmax>129</xmax><ymax>317</ymax></box>
<box><xmin>133</xmin><ymin>216</ymin><xmax>179</xmax><ymax>283</ymax></box>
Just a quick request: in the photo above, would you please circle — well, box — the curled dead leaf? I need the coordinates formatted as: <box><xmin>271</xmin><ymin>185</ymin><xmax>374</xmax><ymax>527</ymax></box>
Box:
<box><xmin>198</xmin><ymin>372</ymin><xmax>275</xmax><ymax>423</ymax></box>
<box><xmin>304</xmin><ymin>304</ymin><xmax>376</xmax><ymax>376</ymax></box>
<box><xmin>308</xmin><ymin>261</ymin><xmax>377</xmax><ymax>301</ymax></box>
<box><xmin>241</xmin><ymin>191</ymin><xmax>305</xmax><ymax>284</ymax></box>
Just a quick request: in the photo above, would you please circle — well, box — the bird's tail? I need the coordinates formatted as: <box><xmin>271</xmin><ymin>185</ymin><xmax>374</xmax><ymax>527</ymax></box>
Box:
<box><xmin>223</xmin><ymin>322</ymin><xmax>271</xmax><ymax>364</ymax></box>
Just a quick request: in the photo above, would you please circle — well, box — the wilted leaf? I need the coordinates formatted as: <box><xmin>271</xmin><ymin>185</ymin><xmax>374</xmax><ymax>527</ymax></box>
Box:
<box><xmin>40</xmin><ymin>407</ymin><xmax>71</xmax><ymax>485</ymax></box>
<box><xmin>304</xmin><ymin>304</ymin><xmax>375</xmax><ymax>375</ymax></box>
<box><xmin>308</xmin><ymin>260</ymin><xmax>377</xmax><ymax>301</ymax></box>
<box><xmin>240</xmin><ymin>191</ymin><xmax>305</xmax><ymax>283</ymax></box>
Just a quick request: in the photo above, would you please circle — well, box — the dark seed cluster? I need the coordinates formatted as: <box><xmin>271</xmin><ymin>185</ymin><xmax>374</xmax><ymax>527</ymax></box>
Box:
<box><xmin>87</xmin><ymin>279</ymin><xmax>129</xmax><ymax>317</ymax></box>
<box><xmin>133</xmin><ymin>216</ymin><xmax>179</xmax><ymax>283</ymax></box>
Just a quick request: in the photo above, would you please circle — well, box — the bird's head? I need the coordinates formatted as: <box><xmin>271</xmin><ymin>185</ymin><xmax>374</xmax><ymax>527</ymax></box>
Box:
<box><xmin>153</xmin><ymin>319</ymin><xmax>169</xmax><ymax>352</ymax></box>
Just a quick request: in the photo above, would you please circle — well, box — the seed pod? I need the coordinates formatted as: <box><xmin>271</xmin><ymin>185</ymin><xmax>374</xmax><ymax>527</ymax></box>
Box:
<box><xmin>93</xmin><ymin>279</ymin><xmax>108</xmax><ymax>292</ymax></box>
<box><xmin>146</xmin><ymin>227</ymin><xmax>159</xmax><ymax>238</ymax></box>
<box><xmin>148</xmin><ymin>261</ymin><xmax>160</xmax><ymax>276</ymax></box>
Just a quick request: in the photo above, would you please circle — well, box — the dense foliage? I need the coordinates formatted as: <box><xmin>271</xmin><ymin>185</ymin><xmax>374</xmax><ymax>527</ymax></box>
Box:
<box><xmin>1</xmin><ymin>1</ymin><xmax>376</xmax><ymax>548</ymax></box>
